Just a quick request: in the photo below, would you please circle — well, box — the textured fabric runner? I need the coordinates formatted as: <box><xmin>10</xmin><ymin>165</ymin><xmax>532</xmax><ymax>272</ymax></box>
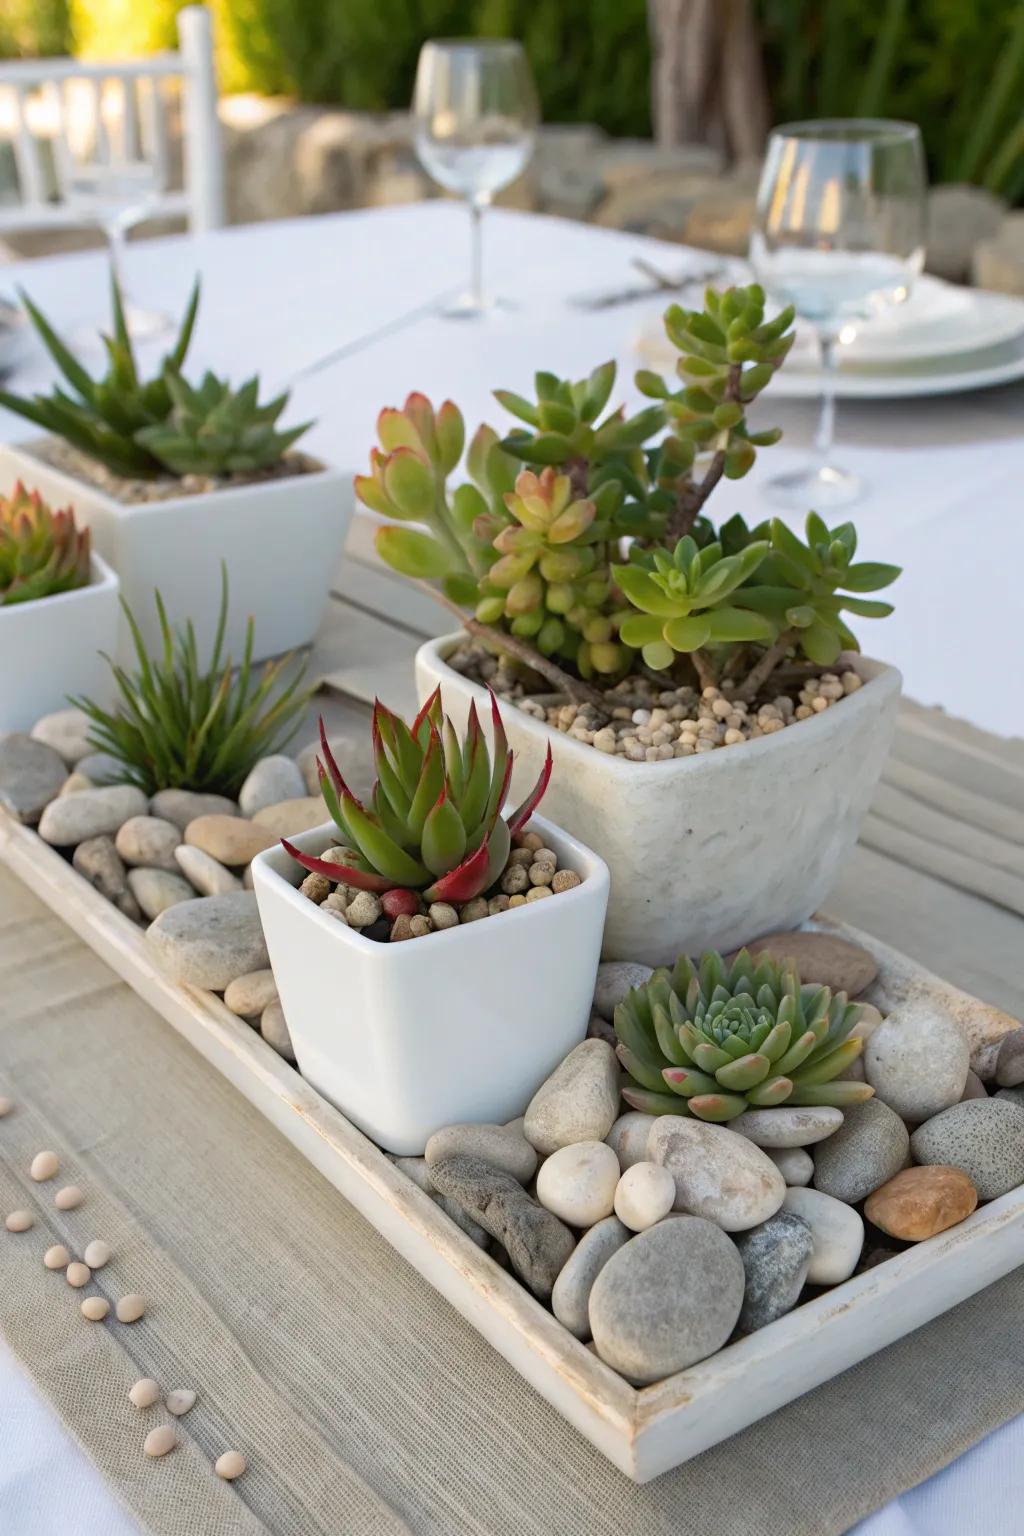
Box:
<box><xmin>1</xmin><ymin>702</ymin><xmax>1022</xmax><ymax>1536</ymax></box>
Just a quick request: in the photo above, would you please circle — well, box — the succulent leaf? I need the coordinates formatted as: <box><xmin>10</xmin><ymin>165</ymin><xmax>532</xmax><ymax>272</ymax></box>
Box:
<box><xmin>0</xmin><ymin>482</ymin><xmax>91</xmax><ymax>605</ymax></box>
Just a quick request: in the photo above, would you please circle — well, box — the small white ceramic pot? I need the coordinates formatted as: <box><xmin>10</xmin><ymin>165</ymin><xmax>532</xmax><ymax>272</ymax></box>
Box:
<box><xmin>415</xmin><ymin>634</ymin><xmax>902</xmax><ymax>967</ymax></box>
<box><xmin>0</xmin><ymin>552</ymin><xmax>119</xmax><ymax>732</ymax></box>
<box><xmin>251</xmin><ymin>813</ymin><xmax>610</xmax><ymax>1156</ymax></box>
<box><xmin>0</xmin><ymin>441</ymin><xmax>352</xmax><ymax>666</ymax></box>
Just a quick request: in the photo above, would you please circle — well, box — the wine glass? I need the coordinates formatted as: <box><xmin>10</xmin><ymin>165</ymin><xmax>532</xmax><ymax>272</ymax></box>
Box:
<box><xmin>66</xmin><ymin>158</ymin><xmax>170</xmax><ymax>342</ymax></box>
<box><xmin>413</xmin><ymin>39</ymin><xmax>539</xmax><ymax>318</ymax></box>
<box><xmin>749</xmin><ymin>119</ymin><xmax>927</xmax><ymax>508</ymax></box>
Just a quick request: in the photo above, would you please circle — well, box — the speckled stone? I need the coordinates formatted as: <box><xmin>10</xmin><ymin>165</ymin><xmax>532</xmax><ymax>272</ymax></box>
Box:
<box><xmin>592</xmin><ymin>961</ymin><xmax>653</xmax><ymax>1019</ymax></box>
<box><xmin>425</xmin><ymin>1119</ymin><xmax>537</xmax><ymax>1184</ymax></box>
<box><xmin>0</xmin><ymin>733</ymin><xmax>68</xmax><ymax>822</ymax></box>
<box><xmin>147</xmin><ymin>892</ymin><xmax>269</xmax><ymax>990</ymax></box>
<box><xmin>551</xmin><ymin>1215</ymin><xmax>630</xmax><ymax>1339</ymax></box>
<box><xmin>648</xmin><ymin>1115</ymin><xmax>786</xmax><ymax>1232</ymax></box>
<box><xmin>589</xmin><ymin>1216</ymin><xmax>744</xmax><ymax>1384</ymax></box>
<box><xmin>428</xmin><ymin>1153</ymin><xmax>575</xmax><ymax>1300</ymax></box>
<box><xmin>523</xmin><ymin>1040</ymin><xmax>620</xmax><ymax>1156</ymax></box>
<box><xmin>865</xmin><ymin>1165</ymin><xmax>978</xmax><ymax>1241</ymax></box>
<box><xmin>72</xmin><ymin>836</ymin><xmax>142</xmax><ymax>921</ymax></box>
<box><xmin>735</xmin><ymin>1211</ymin><xmax>814</xmax><ymax>1331</ymax></box>
<box><xmin>742</xmin><ymin>931</ymin><xmax>878</xmax><ymax>995</ymax></box>
<box><xmin>865</xmin><ymin>1001</ymin><xmax>970</xmax><ymax>1122</ymax></box>
<box><xmin>812</xmin><ymin>1099</ymin><xmax>911</xmax><ymax>1204</ymax></box>
<box><xmin>910</xmin><ymin>1098</ymin><xmax>1024</xmax><ymax>1201</ymax></box>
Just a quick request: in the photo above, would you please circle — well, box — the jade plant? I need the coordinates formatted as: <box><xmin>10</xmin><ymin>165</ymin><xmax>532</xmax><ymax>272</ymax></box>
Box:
<box><xmin>72</xmin><ymin>566</ymin><xmax>310</xmax><ymax>796</ymax></box>
<box><xmin>0</xmin><ymin>272</ymin><xmax>310</xmax><ymax>481</ymax></box>
<box><xmin>615</xmin><ymin>949</ymin><xmax>873</xmax><ymax>1122</ymax></box>
<box><xmin>356</xmin><ymin>282</ymin><xmax>901</xmax><ymax>714</ymax></box>
<box><xmin>0</xmin><ymin>482</ymin><xmax>91</xmax><ymax>606</ymax></box>
<box><xmin>283</xmin><ymin>686</ymin><xmax>552</xmax><ymax>903</ymax></box>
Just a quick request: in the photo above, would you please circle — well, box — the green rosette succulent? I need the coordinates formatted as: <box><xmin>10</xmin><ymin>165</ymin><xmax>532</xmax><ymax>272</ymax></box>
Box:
<box><xmin>283</xmin><ymin>686</ymin><xmax>552</xmax><ymax>904</ymax></box>
<box><xmin>0</xmin><ymin>481</ymin><xmax>90</xmax><ymax>605</ymax></box>
<box><xmin>134</xmin><ymin>369</ymin><xmax>310</xmax><ymax>476</ymax></box>
<box><xmin>615</xmin><ymin>949</ymin><xmax>874</xmax><ymax>1122</ymax></box>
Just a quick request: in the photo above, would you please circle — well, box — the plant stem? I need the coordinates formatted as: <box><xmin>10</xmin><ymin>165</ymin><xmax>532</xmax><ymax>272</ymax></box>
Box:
<box><xmin>665</xmin><ymin>363</ymin><xmax>741</xmax><ymax>542</ymax></box>
<box><xmin>417</xmin><ymin>583</ymin><xmax>609</xmax><ymax>711</ymax></box>
<box><xmin>690</xmin><ymin>647</ymin><xmax>719</xmax><ymax>692</ymax></box>
<box><xmin>734</xmin><ymin>629</ymin><xmax>799</xmax><ymax>702</ymax></box>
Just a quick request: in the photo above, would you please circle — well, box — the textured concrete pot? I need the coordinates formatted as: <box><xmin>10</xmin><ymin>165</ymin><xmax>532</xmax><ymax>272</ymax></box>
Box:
<box><xmin>0</xmin><ymin>440</ymin><xmax>350</xmax><ymax>667</ymax></box>
<box><xmin>416</xmin><ymin>635</ymin><xmax>902</xmax><ymax>966</ymax></box>
<box><xmin>0</xmin><ymin>552</ymin><xmax>119</xmax><ymax>732</ymax></box>
<box><xmin>252</xmin><ymin>813</ymin><xmax>610</xmax><ymax>1155</ymax></box>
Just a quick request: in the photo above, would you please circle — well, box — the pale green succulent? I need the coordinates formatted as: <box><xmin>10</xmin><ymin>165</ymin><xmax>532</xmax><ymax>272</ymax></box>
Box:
<box><xmin>135</xmin><ymin>369</ymin><xmax>310</xmax><ymax>476</ymax></box>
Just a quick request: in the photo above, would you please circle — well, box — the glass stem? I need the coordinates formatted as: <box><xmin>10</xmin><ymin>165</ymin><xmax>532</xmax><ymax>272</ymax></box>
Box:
<box><xmin>106</xmin><ymin>220</ymin><xmax>128</xmax><ymax>298</ymax></box>
<box><xmin>814</xmin><ymin>331</ymin><xmax>838</xmax><ymax>462</ymax></box>
<box><xmin>469</xmin><ymin>196</ymin><xmax>484</xmax><ymax>311</ymax></box>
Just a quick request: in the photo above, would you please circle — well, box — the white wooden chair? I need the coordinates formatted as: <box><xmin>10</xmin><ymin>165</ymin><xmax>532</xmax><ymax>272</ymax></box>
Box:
<box><xmin>0</xmin><ymin>5</ymin><xmax>224</xmax><ymax>236</ymax></box>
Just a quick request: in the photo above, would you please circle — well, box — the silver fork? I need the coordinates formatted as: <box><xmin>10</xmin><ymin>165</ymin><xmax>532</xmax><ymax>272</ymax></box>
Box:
<box><xmin>568</xmin><ymin>258</ymin><xmax>725</xmax><ymax>311</ymax></box>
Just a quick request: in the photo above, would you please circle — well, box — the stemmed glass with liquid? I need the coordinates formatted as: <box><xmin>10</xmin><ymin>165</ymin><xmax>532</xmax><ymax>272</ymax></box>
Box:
<box><xmin>413</xmin><ymin>39</ymin><xmax>539</xmax><ymax>317</ymax></box>
<box><xmin>750</xmin><ymin>120</ymin><xmax>927</xmax><ymax>508</ymax></box>
<box><xmin>66</xmin><ymin>157</ymin><xmax>169</xmax><ymax>342</ymax></box>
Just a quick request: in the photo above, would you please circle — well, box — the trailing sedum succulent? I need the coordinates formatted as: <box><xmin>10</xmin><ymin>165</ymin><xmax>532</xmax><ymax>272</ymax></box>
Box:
<box><xmin>0</xmin><ymin>481</ymin><xmax>91</xmax><ymax>605</ymax></box>
<box><xmin>0</xmin><ymin>272</ymin><xmax>309</xmax><ymax>482</ymax></box>
<box><xmin>615</xmin><ymin>949</ymin><xmax>874</xmax><ymax>1122</ymax></box>
<box><xmin>71</xmin><ymin>565</ymin><xmax>309</xmax><ymax>796</ymax></box>
<box><xmin>616</xmin><ymin>534</ymin><xmax>775</xmax><ymax>669</ymax></box>
<box><xmin>283</xmin><ymin>687</ymin><xmax>552</xmax><ymax>904</ymax></box>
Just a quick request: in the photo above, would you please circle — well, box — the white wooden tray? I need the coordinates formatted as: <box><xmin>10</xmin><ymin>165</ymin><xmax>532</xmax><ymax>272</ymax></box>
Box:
<box><xmin>3</xmin><ymin>808</ymin><xmax>1023</xmax><ymax>1483</ymax></box>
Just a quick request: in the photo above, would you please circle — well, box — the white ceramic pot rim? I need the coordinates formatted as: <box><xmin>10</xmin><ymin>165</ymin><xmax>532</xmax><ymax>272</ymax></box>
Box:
<box><xmin>0</xmin><ymin>549</ymin><xmax>118</xmax><ymax>617</ymax></box>
<box><xmin>252</xmin><ymin>810</ymin><xmax>610</xmax><ymax>965</ymax></box>
<box><xmin>9</xmin><ymin>435</ymin><xmax>340</xmax><ymax>516</ymax></box>
<box><xmin>423</xmin><ymin>634</ymin><xmax>902</xmax><ymax>781</ymax></box>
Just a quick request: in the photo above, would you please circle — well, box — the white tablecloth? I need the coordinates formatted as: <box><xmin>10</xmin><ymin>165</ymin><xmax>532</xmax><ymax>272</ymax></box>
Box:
<box><xmin>1</xmin><ymin>203</ymin><xmax>1022</xmax><ymax>1534</ymax></box>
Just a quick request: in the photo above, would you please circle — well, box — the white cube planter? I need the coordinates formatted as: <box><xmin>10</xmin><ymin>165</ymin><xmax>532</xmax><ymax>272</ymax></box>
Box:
<box><xmin>416</xmin><ymin>635</ymin><xmax>902</xmax><ymax>968</ymax></box>
<box><xmin>252</xmin><ymin>814</ymin><xmax>610</xmax><ymax>1155</ymax></box>
<box><xmin>0</xmin><ymin>441</ymin><xmax>351</xmax><ymax>666</ymax></box>
<box><xmin>1</xmin><ymin>552</ymin><xmax>119</xmax><ymax>733</ymax></box>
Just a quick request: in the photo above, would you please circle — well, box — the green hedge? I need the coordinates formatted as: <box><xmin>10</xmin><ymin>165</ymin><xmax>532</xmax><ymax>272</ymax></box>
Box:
<box><xmin>8</xmin><ymin>1</ymin><xmax>1024</xmax><ymax>198</ymax></box>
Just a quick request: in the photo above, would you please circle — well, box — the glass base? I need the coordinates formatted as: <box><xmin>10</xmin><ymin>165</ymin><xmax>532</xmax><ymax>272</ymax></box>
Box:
<box><xmin>764</xmin><ymin>462</ymin><xmax>864</xmax><ymax>510</ymax></box>
<box><xmin>437</xmin><ymin>291</ymin><xmax>513</xmax><ymax>319</ymax></box>
<box><xmin>71</xmin><ymin>302</ymin><xmax>172</xmax><ymax>351</ymax></box>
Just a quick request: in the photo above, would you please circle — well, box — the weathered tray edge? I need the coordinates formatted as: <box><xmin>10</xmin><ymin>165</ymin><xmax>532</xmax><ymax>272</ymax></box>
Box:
<box><xmin>3</xmin><ymin>809</ymin><xmax>1023</xmax><ymax>1484</ymax></box>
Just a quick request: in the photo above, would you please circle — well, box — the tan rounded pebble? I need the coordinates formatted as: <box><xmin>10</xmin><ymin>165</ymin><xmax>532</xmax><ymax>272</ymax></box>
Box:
<box><xmin>83</xmin><ymin>1239</ymin><xmax>112</xmax><ymax>1270</ymax></box>
<box><xmin>0</xmin><ymin>1096</ymin><xmax>13</xmax><ymax>1117</ymax></box>
<box><xmin>408</xmin><ymin>914</ymin><xmax>432</xmax><ymax>937</ymax></box>
<box><xmin>129</xmin><ymin>1378</ymin><xmax>161</xmax><ymax>1409</ymax></box>
<box><xmin>215</xmin><ymin>1450</ymin><xmax>247</xmax><ymax>1480</ymax></box>
<box><xmin>5</xmin><ymin>1209</ymin><xmax>34</xmax><ymax>1232</ymax></box>
<box><xmin>528</xmin><ymin>861</ymin><xmax>554</xmax><ymax>887</ymax></box>
<box><xmin>66</xmin><ymin>1261</ymin><xmax>91</xmax><ymax>1288</ymax></box>
<box><xmin>551</xmin><ymin>869</ymin><xmax>581</xmax><ymax>894</ymax></box>
<box><xmin>165</xmin><ymin>1388</ymin><xmax>196</xmax><ymax>1416</ymax></box>
<box><xmin>508</xmin><ymin>894</ymin><xmax>527</xmax><ymax>908</ymax></box>
<box><xmin>864</xmin><ymin>1165</ymin><xmax>978</xmax><ymax>1241</ymax></box>
<box><xmin>116</xmin><ymin>1292</ymin><xmax>146</xmax><ymax>1323</ymax></box>
<box><xmin>521</xmin><ymin>831</ymin><xmax>544</xmax><ymax>852</ymax></box>
<box><xmin>525</xmin><ymin>885</ymin><xmax>552</xmax><ymax>901</ymax></box>
<box><xmin>30</xmin><ymin>1150</ymin><xmax>60</xmax><ymax>1181</ymax></box>
<box><xmin>144</xmin><ymin>1425</ymin><xmax>178</xmax><ymax>1458</ymax></box>
<box><xmin>532</xmin><ymin>847</ymin><xmax>557</xmax><ymax>867</ymax></box>
<box><xmin>54</xmin><ymin>1185</ymin><xmax>84</xmax><ymax>1210</ymax></box>
<box><xmin>428</xmin><ymin>902</ymin><xmax>458</xmax><ymax>930</ymax></box>
<box><xmin>44</xmin><ymin>1244</ymin><xmax>71</xmax><ymax>1270</ymax></box>
<box><xmin>459</xmin><ymin>896</ymin><xmax>489</xmax><ymax>922</ymax></box>
<box><xmin>81</xmin><ymin>1296</ymin><xmax>110</xmax><ymax>1321</ymax></box>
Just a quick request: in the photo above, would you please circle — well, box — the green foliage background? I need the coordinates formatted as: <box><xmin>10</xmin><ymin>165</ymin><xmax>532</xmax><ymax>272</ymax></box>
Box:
<box><xmin>4</xmin><ymin>0</ymin><xmax>1023</xmax><ymax>197</ymax></box>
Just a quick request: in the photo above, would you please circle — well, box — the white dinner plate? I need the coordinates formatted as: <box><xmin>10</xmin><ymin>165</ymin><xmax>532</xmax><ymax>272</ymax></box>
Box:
<box><xmin>786</xmin><ymin>281</ymin><xmax>1024</xmax><ymax>367</ymax></box>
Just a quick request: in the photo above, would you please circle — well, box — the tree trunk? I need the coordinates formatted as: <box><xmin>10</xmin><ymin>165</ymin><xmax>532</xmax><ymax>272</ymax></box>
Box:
<box><xmin>648</xmin><ymin>0</ymin><xmax>770</xmax><ymax>159</ymax></box>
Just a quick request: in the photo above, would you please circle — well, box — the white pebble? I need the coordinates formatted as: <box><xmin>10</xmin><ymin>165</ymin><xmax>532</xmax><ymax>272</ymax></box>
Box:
<box><xmin>44</xmin><ymin>1244</ymin><xmax>70</xmax><ymax>1270</ymax></box>
<box><xmin>765</xmin><ymin>1146</ymin><xmax>814</xmax><ymax>1186</ymax></box>
<box><xmin>5</xmin><ymin>1210</ymin><xmax>33</xmax><ymax>1232</ymax></box>
<box><xmin>54</xmin><ymin>1185</ymin><xmax>83</xmax><ymax>1210</ymax></box>
<box><xmin>30</xmin><ymin>1150</ymin><xmax>59</xmax><ymax>1182</ymax></box>
<box><xmin>613</xmin><ymin>1162</ymin><xmax>675</xmax><ymax>1232</ymax></box>
<box><xmin>144</xmin><ymin>1425</ymin><xmax>178</xmax><ymax>1458</ymax></box>
<box><xmin>536</xmin><ymin>1141</ymin><xmax>620</xmax><ymax>1227</ymax></box>
<box><xmin>116</xmin><ymin>1292</ymin><xmax>146</xmax><ymax>1323</ymax></box>
<box><xmin>129</xmin><ymin>1378</ymin><xmax>161</xmax><ymax>1409</ymax></box>
<box><xmin>165</xmin><ymin>1388</ymin><xmax>196</xmax><ymax>1416</ymax></box>
<box><xmin>83</xmin><ymin>1239</ymin><xmax>111</xmax><ymax>1270</ymax></box>
<box><xmin>81</xmin><ymin>1296</ymin><xmax>110</xmax><ymax>1322</ymax></box>
<box><xmin>66</xmin><ymin>1262</ymin><xmax>91</xmax><ymax>1288</ymax></box>
<box><xmin>783</xmin><ymin>1187</ymin><xmax>864</xmax><ymax>1285</ymax></box>
<box><xmin>216</xmin><ymin>1450</ymin><xmax>247</xmax><ymax>1480</ymax></box>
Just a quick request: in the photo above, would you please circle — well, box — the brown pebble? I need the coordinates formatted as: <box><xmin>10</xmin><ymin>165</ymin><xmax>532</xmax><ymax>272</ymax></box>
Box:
<box><xmin>165</xmin><ymin>1388</ymin><xmax>196</xmax><ymax>1416</ymax></box>
<box><xmin>66</xmin><ymin>1262</ymin><xmax>91</xmax><ymax>1288</ymax></box>
<box><xmin>739</xmin><ymin>931</ymin><xmax>879</xmax><ymax>996</ymax></box>
<box><xmin>81</xmin><ymin>1296</ymin><xmax>110</xmax><ymax>1322</ymax></box>
<box><xmin>508</xmin><ymin>894</ymin><xmax>527</xmax><ymax>908</ymax></box>
<box><xmin>865</xmin><ymin>1165</ymin><xmax>978</xmax><ymax>1241</ymax></box>
<box><xmin>390</xmin><ymin>913</ymin><xmax>414</xmax><ymax>942</ymax></box>
<box><xmin>44</xmin><ymin>1244</ymin><xmax>71</xmax><ymax>1270</ymax></box>
<box><xmin>30</xmin><ymin>1150</ymin><xmax>59</xmax><ymax>1182</ymax></box>
<box><xmin>298</xmin><ymin>872</ymin><xmax>330</xmax><ymax>904</ymax></box>
<box><xmin>54</xmin><ymin>1185</ymin><xmax>83</xmax><ymax>1210</ymax></box>
<box><xmin>215</xmin><ymin>1450</ymin><xmax>247</xmax><ymax>1480</ymax></box>
<box><xmin>83</xmin><ymin>1239</ymin><xmax>111</xmax><ymax>1270</ymax></box>
<box><xmin>0</xmin><ymin>1096</ymin><xmax>13</xmax><ymax>1117</ymax></box>
<box><xmin>5</xmin><ymin>1210</ymin><xmax>33</xmax><ymax>1232</ymax></box>
<box><xmin>143</xmin><ymin>1425</ymin><xmax>177</xmax><ymax>1458</ymax></box>
<box><xmin>129</xmin><ymin>1378</ymin><xmax>161</xmax><ymax>1409</ymax></box>
<box><xmin>525</xmin><ymin>885</ymin><xmax>552</xmax><ymax>902</ymax></box>
<box><xmin>551</xmin><ymin>869</ymin><xmax>581</xmax><ymax>893</ymax></box>
<box><xmin>116</xmin><ymin>1292</ymin><xmax>146</xmax><ymax>1323</ymax></box>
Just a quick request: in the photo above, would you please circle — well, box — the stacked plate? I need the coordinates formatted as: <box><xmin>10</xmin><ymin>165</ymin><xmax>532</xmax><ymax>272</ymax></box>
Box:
<box><xmin>635</xmin><ymin>274</ymin><xmax>1024</xmax><ymax>399</ymax></box>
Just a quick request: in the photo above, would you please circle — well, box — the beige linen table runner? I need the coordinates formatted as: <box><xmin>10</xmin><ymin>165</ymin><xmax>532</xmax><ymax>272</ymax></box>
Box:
<box><xmin>1</xmin><ymin>700</ymin><xmax>1022</xmax><ymax>1536</ymax></box>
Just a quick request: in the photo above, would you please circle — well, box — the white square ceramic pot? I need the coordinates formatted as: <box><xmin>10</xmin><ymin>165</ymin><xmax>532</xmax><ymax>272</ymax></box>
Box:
<box><xmin>416</xmin><ymin>634</ymin><xmax>902</xmax><ymax>968</ymax></box>
<box><xmin>0</xmin><ymin>441</ymin><xmax>352</xmax><ymax>666</ymax></box>
<box><xmin>1</xmin><ymin>552</ymin><xmax>119</xmax><ymax>733</ymax></box>
<box><xmin>251</xmin><ymin>814</ymin><xmax>610</xmax><ymax>1156</ymax></box>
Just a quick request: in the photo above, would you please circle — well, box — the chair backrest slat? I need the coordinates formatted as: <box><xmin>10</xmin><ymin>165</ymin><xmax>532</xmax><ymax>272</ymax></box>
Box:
<box><xmin>11</xmin><ymin>84</ymin><xmax>47</xmax><ymax>208</ymax></box>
